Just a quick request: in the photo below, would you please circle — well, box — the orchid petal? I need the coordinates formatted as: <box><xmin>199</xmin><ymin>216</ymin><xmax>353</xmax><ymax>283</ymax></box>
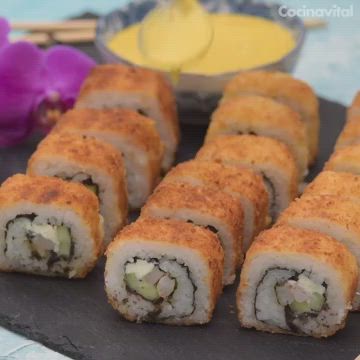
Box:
<box><xmin>33</xmin><ymin>45</ymin><xmax>95</xmax><ymax>132</ymax></box>
<box><xmin>0</xmin><ymin>42</ymin><xmax>45</xmax><ymax>146</ymax></box>
<box><xmin>0</xmin><ymin>17</ymin><xmax>10</xmax><ymax>48</ymax></box>
<box><xmin>43</xmin><ymin>45</ymin><xmax>96</xmax><ymax>100</ymax></box>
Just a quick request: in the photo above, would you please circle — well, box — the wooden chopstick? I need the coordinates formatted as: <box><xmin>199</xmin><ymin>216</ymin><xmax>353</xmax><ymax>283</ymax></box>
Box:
<box><xmin>11</xmin><ymin>29</ymin><xmax>95</xmax><ymax>45</ymax></box>
<box><xmin>11</xmin><ymin>19</ymin><xmax>97</xmax><ymax>32</ymax></box>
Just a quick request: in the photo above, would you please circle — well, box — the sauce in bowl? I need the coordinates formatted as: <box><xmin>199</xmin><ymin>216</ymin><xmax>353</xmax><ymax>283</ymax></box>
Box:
<box><xmin>108</xmin><ymin>13</ymin><xmax>296</xmax><ymax>75</ymax></box>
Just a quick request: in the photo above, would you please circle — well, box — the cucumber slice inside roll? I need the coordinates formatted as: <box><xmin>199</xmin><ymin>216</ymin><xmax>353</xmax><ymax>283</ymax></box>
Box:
<box><xmin>57</xmin><ymin>226</ymin><xmax>72</xmax><ymax>258</ymax></box>
<box><xmin>125</xmin><ymin>273</ymin><xmax>160</xmax><ymax>301</ymax></box>
<box><xmin>256</xmin><ymin>268</ymin><xmax>327</xmax><ymax>332</ymax></box>
<box><xmin>124</xmin><ymin>259</ymin><xmax>177</xmax><ymax>302</ymax></box>
<box><xmin>288</xmin><ymin>294</ymin><xmax>325</xmax><ymax>315</ymax></box>
<box><xmin>5</xmin><ymin>215</ymin><xmax>73</xmax><ymax>266</ymax></box>
<box><xmin>124</xmin><ymin>258</ymin><xmax>195</xmax><ymax>320</ymax></box>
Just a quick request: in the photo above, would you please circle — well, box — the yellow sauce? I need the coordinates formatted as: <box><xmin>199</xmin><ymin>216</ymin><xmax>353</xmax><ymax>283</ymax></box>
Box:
<box><xmin>139</xmin><ymin>0</ymin><xmax>213</xmax><ymax>72</ymax></box>
<box><xmin>108</xmin><ymin>13</ymin><xmax>296</xmax><ymax>75</ymax></box>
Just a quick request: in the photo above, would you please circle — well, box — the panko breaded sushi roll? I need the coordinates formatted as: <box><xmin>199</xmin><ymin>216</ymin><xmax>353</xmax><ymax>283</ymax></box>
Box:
<box><xmin>303</xmin><ymin>171</ymin><xmax>360</xmax><ymax>202</ymax></box>
<box><xmin>76</xmin><ymin>64</ymin><xmax>179</xmax><ymax>170</ymax></box>
<box><xmin>276</xmin><ymin>195</ymin><xmax>360</xmax><ymax>309</ymax></box>
<box><xmin>0</xmin><ymin>175</ymin><xmax>103</xmax><ymax>278</ymax></box>
<box><xmin>237</xmin><ymin>225</ymin><xmax>358</xmax><ymax>337</ymax></box>
<box><xmin>53</xmin><ymin>108</ymin><xmax>164</xmax><ymax>209</ymax></box>
<box><xmin>27</xmin><ymin>133</ymin><xmax>128</xmax><ymax>245</ymax></box>
<box><xmin>196</xmin><ymin>135</ymin><xmax>298</xmax><ymax>220</ymax></box>
<box><xmin>162</xmin><ymin>160</ymin><xmax>268</xmax><ymax>250</ymax></box>
<box><xmin>141</xmin><ymin>182</ymin><xmax>243</xmax><ymax>285</ymax></box>
<box><xmin>347</xmin><ymin>91</ymin><xmax>360</xmax><ymax>122</ymax></box>
<box><xmin>335</xmin><ymin>109</ymin><xmax>360</xmax><ymax>150</ymax></box>
<box><xmin>325</xmin><ymin>144</ymin><xmax>360</xmax><ymax>175</ymax></box>
<box><xmin>222</xmin><ymin>71</ymin><xmax>319</xmax><ymax>164</ymax></box>
<box><xmin>206</xmin><ymin>96</ymin><xmax>309</xmax><ymax>177</ymax></box>
<box><xmin>105</xmin><ymin>217</ymin><xmax>224</xmax><ymax>325</ymax></box>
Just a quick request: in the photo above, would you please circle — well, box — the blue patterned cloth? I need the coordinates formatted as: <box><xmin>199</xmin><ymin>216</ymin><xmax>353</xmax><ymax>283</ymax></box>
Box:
<box><xmin>0</xmin><ymin>0</ymin><xmax>359</xmax><ymax>359</ymax></box>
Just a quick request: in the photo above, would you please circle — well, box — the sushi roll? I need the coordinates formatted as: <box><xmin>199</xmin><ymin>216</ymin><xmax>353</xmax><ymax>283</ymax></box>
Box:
<box><xmin>196</xmin><ymin>135</ymin><xmax>298</xmax><ymax>220</ymax></box>
<box><xmin>141</xmin><ymin>182</ymin><xmax>244</xmax><ymax>285</ymax></box>
<box><xmin>337</xmin><ymin>91</ymin><xmax>360</xmax><ymax>148</ymax></box>
<box><xmin>27</xmin><ymin>133</ymin><xmax>128</xmax><ymax>245</ymax></box>
<box><xmin>335</xmin><ymin>117</ymin><xmax>360</xmax><ymax>149</ymax></box>
<box><xmin>53</xmin><ymin>108</ymin><xmax>164</xmax><ymax>209</ymax></box>
<box><xmin>105</xmin><ymin>217</ymin><xmax>224</xmax><ymax>325</ymax></box>
<box><xmin>205</xmin><ymin>96</ymin><xmax>309</xmax><ymax>177</ymax></box>
<box><xmin>0</xmin><ymin>174</ymin><xmax>103</xmax><ymax>278</ymax></box>
<box><xmin>325</xmin><ymin>144</ymin><xmax>360</xmax><ymax>175</ymax></box>
<box><xmin>347</xmin><ymin>91</ymin><xmax>360</xmax><ymax>122</ymax></box>
<box><xmin>276</xmin><ymin>194</ymin><xmax>360</xmax><ymax>310</ymax></box>
<box><xmin>161</xmin><ymin>160</ymin><xmax>269</xmax><ymax>250</ymax></box>
<box><xmin>76</xmin><ymin>64</ymin><xmax>180</xmax><ymax>170</ymax></box>
<box><xmin>222</xmin><ymin>71</ymin><xmax>319</xmax><ymax>164</ymax></box>
<box><xmin>303</xmin><ymin>171</ymin><xmax>360</xmax><ymax>203</ymax></box>
<box><xmin>237</xmin><ymin>225</ymin><xmax>358</xmax><ymax>337</ymax></box>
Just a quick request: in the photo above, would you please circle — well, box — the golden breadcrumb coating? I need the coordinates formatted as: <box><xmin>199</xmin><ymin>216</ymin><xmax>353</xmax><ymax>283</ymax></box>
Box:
<box><xmin>303</xmin><ymin>170</ymin><xmax>360</xmax><ymax>202</ymax></box>
<box><xmin>222</xmin><ymin>71</ymin><xmax>319</xmax><ymax>164</ymax></box>
<box><xmin>106</xmin><ymin>217</ymin><xmax>224</xmax><ymax>324</ymax></box>
<box><xmin>347</xmin><ymin>91</ymin><xmax>360</xmax><ymax>122</ymax></box>
<box><xmin>29</xmin><ymin>132</ymin><xmax>125</xmax><ymax>179</ymax></box>
<box><xmin>206</xmin><ymin>95</ymin><xmax>309</xmax><ymax>173</ymax></box>
<box><xmin>52</xmin><ymin>108</ymin><xmax>164</xmax><ymax>185</ymax></box>
<box><xmin>27</xmin><ymin>132</ymin><xmax>128</xmax><ymax>232</ymax></box>
<box><xmin>162</xmin><ymin>159</ymin><xmax>268</xmax><ymax>234</ymax></box>
<box><xmin>76</xmin><ymin>64</ymin><xmax>179</xmax><ymax>144</ymax></box>
<box><xmin>0</xmin><ymin>174</ymin><xmax>103</xmax><ymax>276</ymax></box>
<box><xmin>325</xmin><ymin>144</ymin><xmax>360</xmax><ymax>175</ymax></box>
<box><xmin>335</xmin><ymin>118</ymin><xmax>360</xmax><ymax>149</ymax></box>
<box><xmin>142</xmin><ymin>182</ymin><xmax>244</xmax><ymax>265</ymax></box>
<box><xmin>277</xmin><ymin>194</ymin><xmax>360</xmax><ymax>234</ymax></box>
<box><xmin>196</xmin><ymin>134</ymin><xmax>298</xmax><ymax>201</ymax></box>
<box><xmin>237</xmin><ymin>225</ymin><xmax>358</xmax><ymax>337</ymax></box>
<box><xmin>54</xmin><ymin>108</ymin><xmax>163</xmax><ymax>158</ymax></box>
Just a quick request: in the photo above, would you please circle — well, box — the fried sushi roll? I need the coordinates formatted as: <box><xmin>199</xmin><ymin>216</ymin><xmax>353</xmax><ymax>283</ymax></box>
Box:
<box><xmin>76</xmin><ymin>64</ymin><xmax>179</xmax><ymax>170</ymax></box>
<box><xmin>335</xmin><ymin>108</ymin><xmax>360</xmax><ymax>150</ymax></box>
<box><xmin>27</xmin><ymin>133</ymin><xmax>128</xmax><ymax>245</ymax></box>
<box><xmin>277</xmin><ymin>194</ymin><xmax>360</xmax><ymax>309</ymax></box>
<box><xmin>335</xmin><ymin>92</ymin><xmax>360</xmax><ymax>148</ymax></box>
<box><xmin>303</xmin><ymin>171</ymin><xmax>360</xmax><ymax>203</ymax></box>
<box><xmin>325</xmin><ymin>144</ymin><xmax>360</xmax><ymax>175</ymax></box>
<box><xmin>0</xmin><ymin>175</ymin><xmax>103</xmax><ymax>278</ymax></box>
<box><xmin>222</xmin><ymin>71</ymin><xmax>319</xmax><ymax>164</ymax></box>
<box><xmin>347</xmin><ymin>91</ymin><xmax>360</xmax><ymax>123</ymax></box>
<box><xmin>53</xmin><ymin>108</ymin><xmax>164</xmax><ymax>209</ymax></box>
<box><xmin>105</xmin><ymin>217</ymin><xmax>224</xmax><ymax>325</ymax></box>
<box><xmin>162</xmin><ymin>160</ymin><xmax>268</xmax><ymax>250</ymax></box>
<box><xmin>196</xmin><ymin>135</ymin><xmax>298</xmax><ymax>220</ymax></box>
<box><xmin>206</xmin><ymin>96</ymin><xmax>309</xmax><ymax>177</ymax></box>
<box><xmin>237</xmin><ymin>225</ymin><xmax>358</xmax><ymax>337</ymax></box>
<box><xmin>141</xmin><ymin>182</ymin><xmax>244</xmax><ymax>285</ymax></box>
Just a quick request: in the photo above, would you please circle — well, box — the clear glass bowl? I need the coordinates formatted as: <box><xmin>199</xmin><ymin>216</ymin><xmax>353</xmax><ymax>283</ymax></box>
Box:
<box><xmin>95</xmin><ymin>0</ymin><xmax>305</xmax><ymax>112</ymax></box>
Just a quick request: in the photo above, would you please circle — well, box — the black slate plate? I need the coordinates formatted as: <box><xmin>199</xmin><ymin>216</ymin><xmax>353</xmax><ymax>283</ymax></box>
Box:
<box><xmin>0</xmin><ymin>98</ymin><xmax>359</xmax><ymax>360</ymax></box>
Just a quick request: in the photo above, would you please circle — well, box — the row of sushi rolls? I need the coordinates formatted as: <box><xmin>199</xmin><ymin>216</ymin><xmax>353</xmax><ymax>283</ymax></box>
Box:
<box><xmin>2</xmin><ymin>63</ymin><xmax>360</xmax><ymax>338</ymax></box>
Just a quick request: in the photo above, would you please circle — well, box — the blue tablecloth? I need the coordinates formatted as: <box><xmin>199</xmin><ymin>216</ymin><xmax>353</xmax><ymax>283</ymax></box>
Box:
<box><xmin>1</xmin><ymin>0</ymin><xmax>359</xmax><ymax>359</ymax></box>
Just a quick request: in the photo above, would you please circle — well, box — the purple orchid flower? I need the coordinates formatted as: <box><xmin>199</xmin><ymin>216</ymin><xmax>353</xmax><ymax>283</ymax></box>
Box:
<box><xmin>0</xmin><ymin>41</ymin><xmax>45</xmax><ymax>147</ymax></box>
<box><xmin>0</xmin><ymin>18</ymin><xmax>10</xmax><ymax>47</ymax></box>
<box><xmin>0</xmin><ymin>17</ymin><xmax>96</xmax><ymax>147</ymax></box>
<box><xmin>35</xmin><ymin>45</ymin><xmax>96</xmax><ymax>131</ymax></box>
